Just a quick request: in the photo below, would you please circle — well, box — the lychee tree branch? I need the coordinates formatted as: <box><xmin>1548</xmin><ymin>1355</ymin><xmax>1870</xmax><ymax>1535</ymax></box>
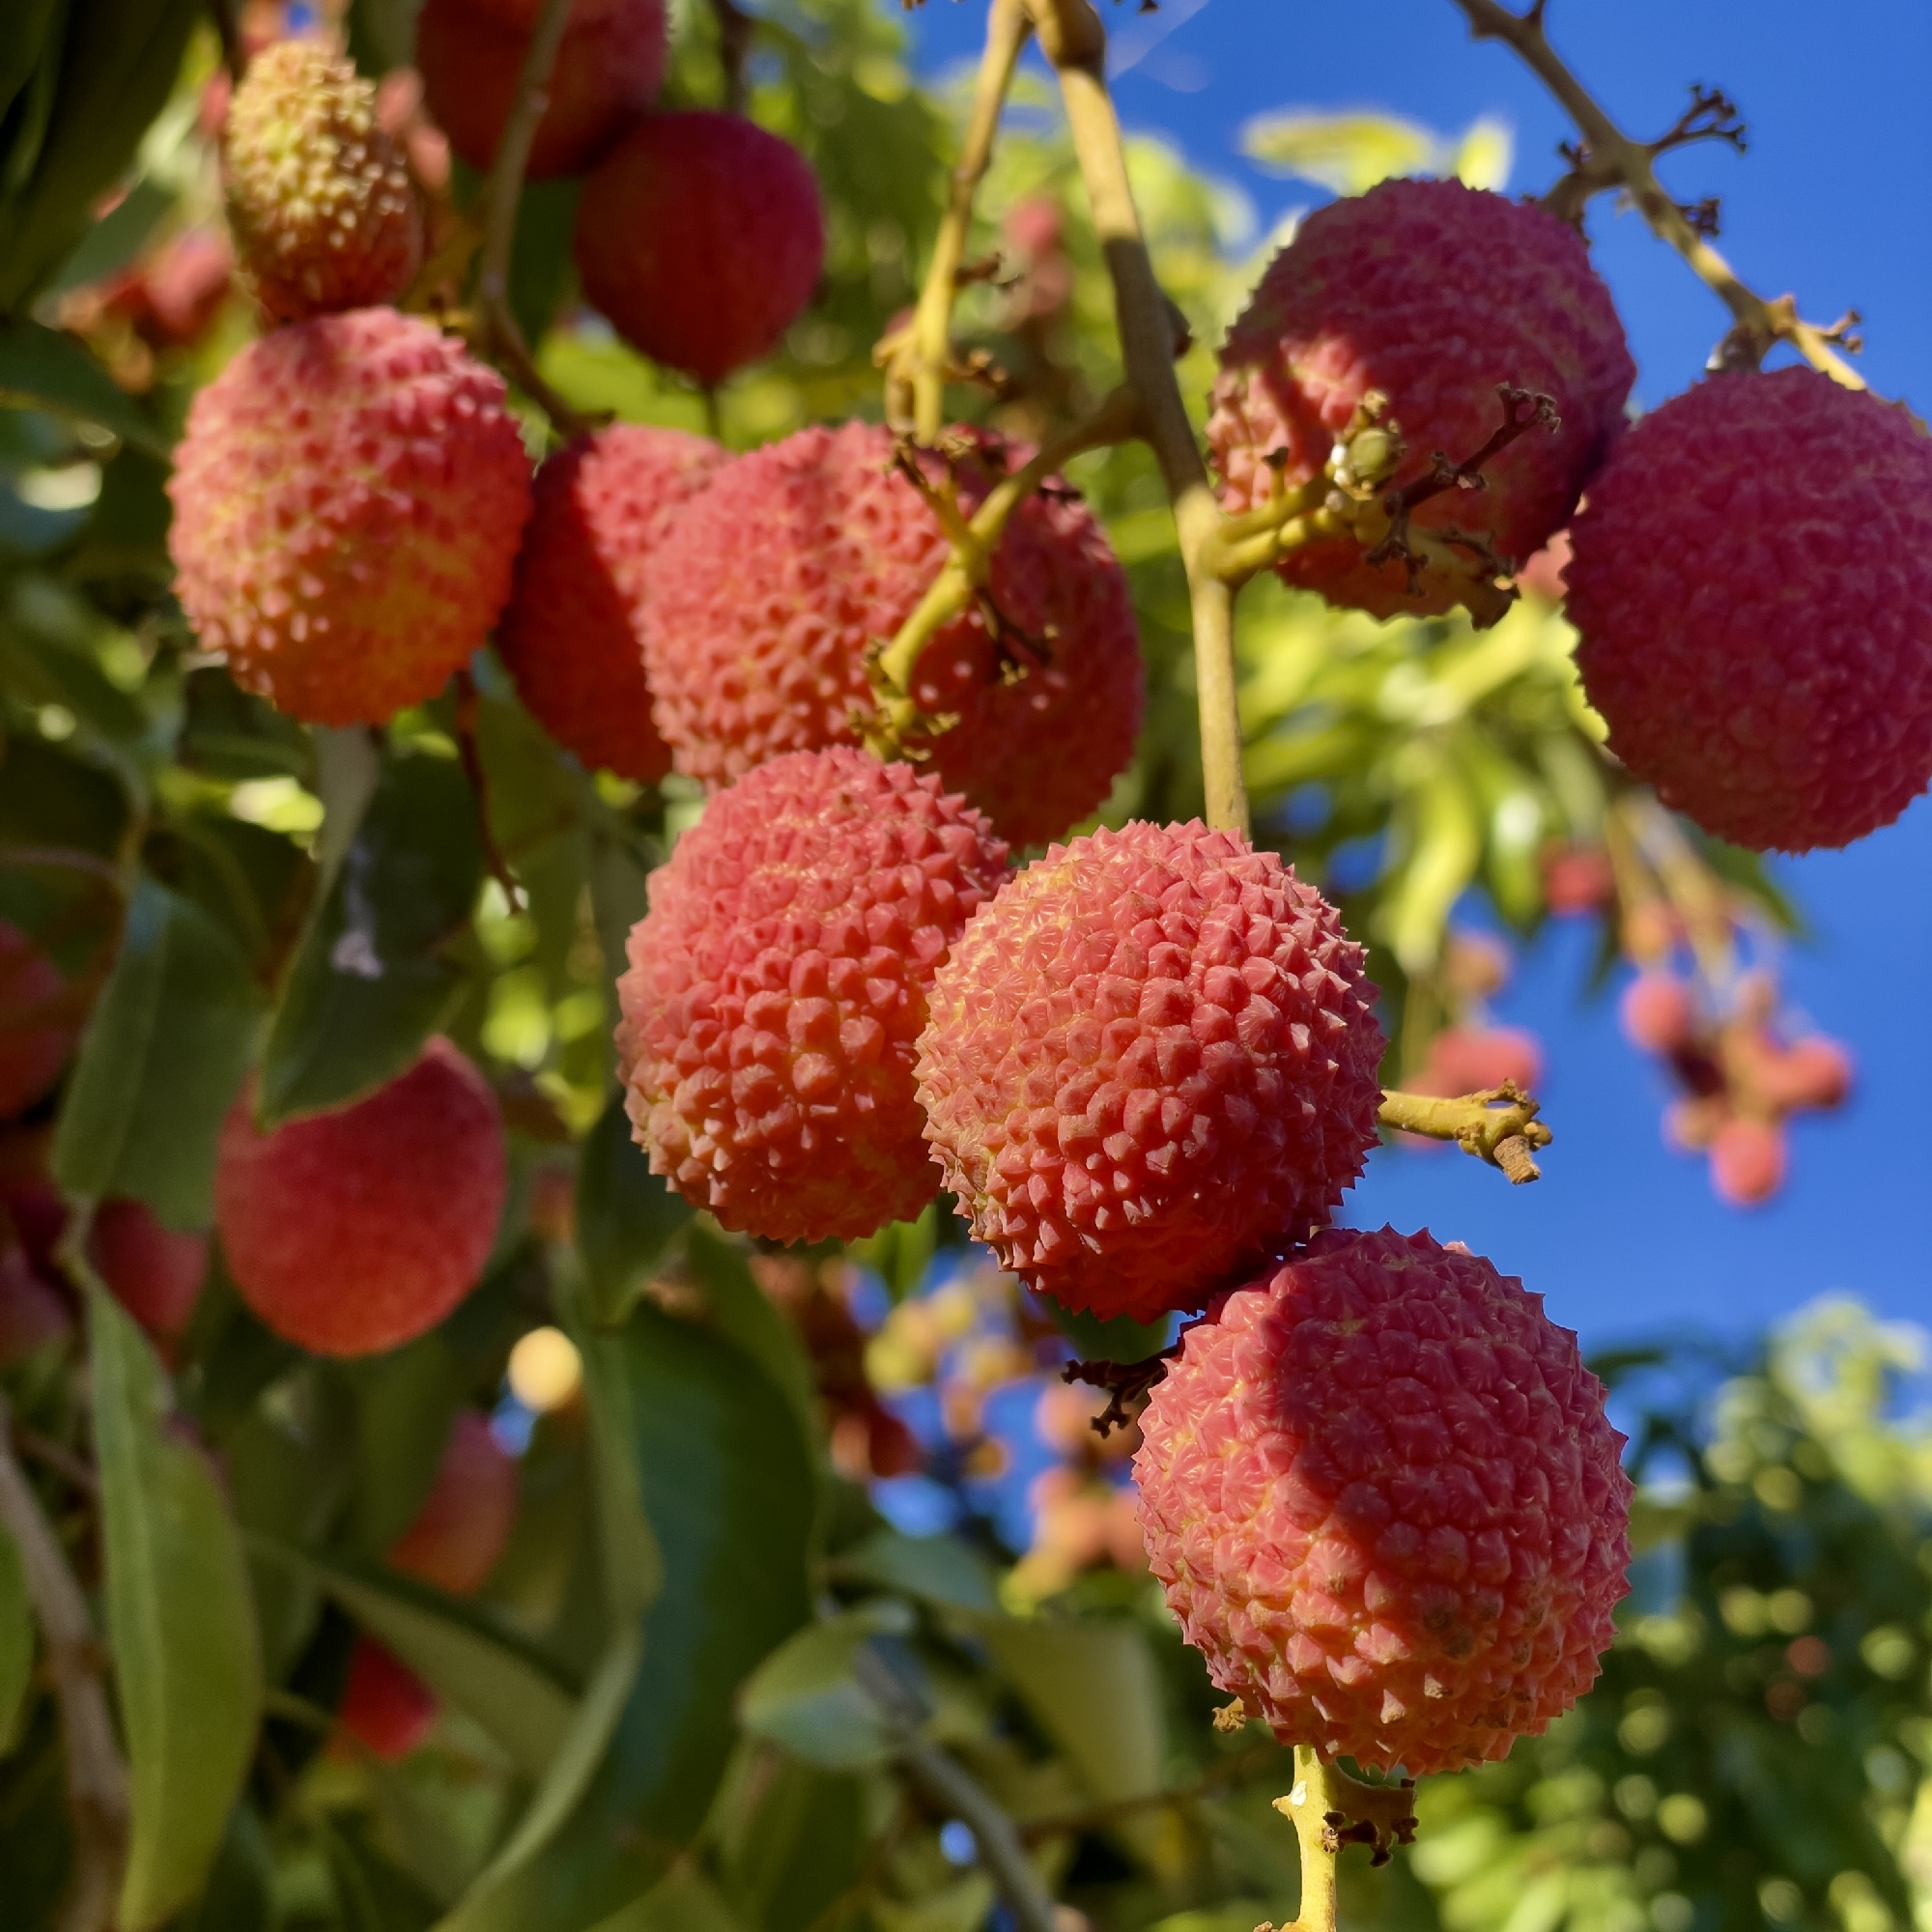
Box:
<box><xmin>1449</xmin><ymin>0</ymin><xmax>1865</xmax><ymax>387</ymax></box>
<box><xmin>1378</xmin><ymin>1082</ymin><xmax>1552</xmax><ymax>1181</ymax></box>
<box><xmin>883</xmin><ymin>0</ymin><xmax>1033</xmax><ymax>440</ymax></box>
<box><xmin>1022</xmin><ymin>0</ymin><xmax>1250</xmax><ymax>836</ymax></box>
<box><xmin>706</xmin><ymin>0</ymin><xmax>755</xmax><ymax>116</ymax></box>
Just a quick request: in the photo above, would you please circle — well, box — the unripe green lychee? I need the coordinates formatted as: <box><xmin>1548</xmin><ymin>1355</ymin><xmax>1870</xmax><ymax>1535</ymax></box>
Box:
<box><xmin>573</xmin><ymin>111</ymin><xmax>825</xmax><ymax>384</ymax></box>
<box><xmin>222</xmin><ymin>39</ymin><xmax>423</xmax><ymax>324</ymax></box>
<box><xmin>1567</xmin><ymin>367</ymin><xmax>1932</xmax><ymax>851</ymax></box>
<box><xmin>1209</xmin><ymin>179</ymin><xmax>1634</xmax><ymax>617</ymax></box>
<box><xmin>385</xmin><ymin>1410</ymin><xmax>518</xmax><ymax>1595</ymax></box>
<box><xmin>214</xmin><ymin>1038</ymin><xmax>507</xmax><ymax>1357</ymax></box>
<box><xmin>615</xmin><ymin>748</ymin><xmax>1009</xmax><ymax>1243</ymax></box>
<box><xmin>915</xmin><ymin>821</ymin><xmax>1384</xmax><ymax>1321</ymax></box>
<box><xmin>639</xmin><ymin>420</ymin><xmax>1144</xmax><ymax>847</ymax></box>
<box><xmin>1134</xmin><ymin>1227</ymin><xmax>1632</xmax><ymax>1774</ymax></box>
<box><xmin>496</xmin><ymin>423</ymin><xmax>724</xmax><ymax>782</ymax></box>
<box><xmin>166</xmin><ymin>308</ymin><xmax>532</xmax><ymax>724</ymax></box>
<box><xmin>415</xmin><ymin>0</ymin><xmax>666</xmax><ymax>181</ymax></box>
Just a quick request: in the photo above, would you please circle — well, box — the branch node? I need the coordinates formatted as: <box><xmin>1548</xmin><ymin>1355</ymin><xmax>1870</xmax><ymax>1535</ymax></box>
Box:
<box><xmin>1061</xmin><ymin>1342</ymin><xmax>1180</xmax><ymax>1436</ymax></box>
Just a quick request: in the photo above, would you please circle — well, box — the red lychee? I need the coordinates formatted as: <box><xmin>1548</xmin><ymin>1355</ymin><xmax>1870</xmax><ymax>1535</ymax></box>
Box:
<box><xmin>1619</xmin><ymin>972</ymin><xmax>1695</xmax><ymax>1055</ymax></box>
<box><xmin>167</xmin><ymin>308</ymin><xmax>532</xmax><ymax>725</ymax></box>
<box><xmin>1209</xmin><ymin>179</ymin><xmax>1634</xmax><ymax>617</ymax></box>
<box><xmin>1134</xmin><ymin>1226</ymin><xmax>1632</xmax><ymax>1775</ymax></box>
<box><xmin>639</xmin><ymin>420</ymin><xmax>1144</xmax><ymax>847</ymax></box>
<box><xmin>222</xmin><ymin>39</ymin><xmax>423</xmax><ymax>323</ymax></box>
<box><xmin>1568</xmin><ymin>368</ymin><xmax>1932</xmax><ymax>852</ymax></box>
<box><xmin>1412</xmin><ymin>1024</ymin><xmax>1543</xmax><ymax>1098</ymax></box>
<box><xmin>0</xmin><ymin>921</ymin><xmax>77</xmax><ymax>1118</ymax></box>
<box><xmin>615</xmin><ymin>748</ymin><xmax>1009</xmax><ymax>1243</ymax></box>
<box><xmin>415</xmin><ymin>0</ymin><xmax>666</xmax><ymax>181</ymax></box>
<box><xmin>496</xmin><ymin>423</ymin><xmax>724</xmax><ymax>782</ymax></box>
<box><xmin>0</xmin><ymin>1243</ymin><xmax>71</xmax><ymax>1365</ymax></box>
<box><xmin>574</xmin><ymin>111</ymin><xmax>824</xmax><ymax>385</ymax></box>
<box><xmin>214</xmin><ymin>1038</ymin><xmax>507</xmax><ymax>1357</ymax></box>
<box><xmin>1710</xmin><ymin>1115</ymin><xmax>1786</xmax><ymax>1208</ymax></box>
<box><xmin>1755</xmin><ymin>1036</ymin><xmax>1853</xmax><ymax>1115</ymax></box>
<box><xmin>89</xmin><ymin>1199</ymin><xmax>209</xmax><ymax>1346</ymax></box>
<box><xmin>338</xmin><ymin>1637</ymin><xmax>438</xmax><ymax>1759</ymax></box>
<box><xmin>385</xmin><ymin>1410</ymin><xmax>518</xmax><ymax>1595</ymax></box>
<box><xmin>915</xmin><ymin>821</ymin><xmax>1384</xmax><ymax>1322</ymax></box>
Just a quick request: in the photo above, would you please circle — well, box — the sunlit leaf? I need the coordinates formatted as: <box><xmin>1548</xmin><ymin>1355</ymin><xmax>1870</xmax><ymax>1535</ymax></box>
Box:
<box><xmin>1238</xmin><ymin>108</ymin><xmax>1435</xmax><ymax>194</ymax></box>
<box><xmin>575</xmin><ymin>1092</ymin><xmax>692</xmax><ymax>1329</ymax></box>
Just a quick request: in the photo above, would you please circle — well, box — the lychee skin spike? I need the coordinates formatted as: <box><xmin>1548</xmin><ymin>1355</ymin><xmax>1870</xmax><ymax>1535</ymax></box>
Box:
<box><xmin>1568</xmin><ymin>367</ymin><xmax>1932</xmax><ymax>852</ymax></box>
<box><xmin>222</xmin><ymin>39</ymin><xmax>422</xmax><ymax>324</ymax></box>
<box><xmin>214</xmin><ymin>1038</ymin><xmax>507</xmax><ymax>1358</ymax></box>
<box><xmin>915</xmin><ymin>821</ymin><xmax>1384</xmax><ymax>1322</ymax></box>
<box><xmin>167</xmin><ymin>308</ymin><xmax>532</xmax><ymax>725</ymax></box>
<box><xmin>1209</xmin><ymin>178</ymin><xmax>1634</xmax><ymax>617</ymax></box>
<box><xmin>615</xmin><ymin>747</ymin><xmax>1010</xmax><ymax>1244</ymax></box>
<box><xmin>415</xmin><ymin>0</ymin><xmax>667</xmax><ymax>181</ymax></box>
<box><xmin>497</xmin><ymin>424</ymin><xmax>724</xmax><ymax>782</ymax></box>
<box><xmin>574</xmin><ymin>111</ymin><xmax>824</xmax><ymax>386</ymax></box>
<box><xmin>639</xmin><ymin>420</ymin><xmax>1145</xmax><ymax>848</ymax></box>
<box><xmin>1134</xmin><ymin>1227</ymin><xmax>1632</xmax><ymax>1776</ymax></box>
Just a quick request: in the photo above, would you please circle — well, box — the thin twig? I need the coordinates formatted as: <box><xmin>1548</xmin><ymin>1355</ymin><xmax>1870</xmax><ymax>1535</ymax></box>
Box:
<box><xmin>1378</xmin><ymin>1081</ymin><xmax>1552</xmax><ymax>1181</ymax></box>
<box><xmin>1450</xmin><ymin>0</ymin><xmax>1864</xmax><ymax>387</ymax></box>
<box><xmin>1023</xmin><ymin>0</ymin><xmax>1249</xmax><ymax>835</ymax></box>
<box><xmin>707</xmin><ymin>0</ymin><xmax>755</xmax><ymax>115</ymax></box>
<box><xmin>0</xmin><ymin>1396</ymin><xmax>129</xmax><ymax>1932</ymax></box>
<box><xmin>452</xmin><ymin>668</ymin><xmax>526</xmax><ymax>915</ymax></box>
<box><xmin>1015</xmin><ymin>1742</ymin><xmax>1281</xmax><ymax>1844</ymax></box>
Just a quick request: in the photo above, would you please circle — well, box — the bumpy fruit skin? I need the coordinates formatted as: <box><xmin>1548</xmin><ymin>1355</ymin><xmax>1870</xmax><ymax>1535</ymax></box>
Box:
<box><xmin>215</xmin><ymin>1038</ymin><xmax>507</xmax><ymax>1357</ymax></box>
<box><xmin>223</xmin><ymin>40</ymin><xmax>422</xmax><ymax>323</ymax></box>
<box><xmin>90</xmin><ymin>1199</ymin><xmax>209</xmax><ymax>1345</ymax></box>
<box><xmin>497</xmin><ymin>424</ymin><xmax>724</xmax><ymax>781</ymax></box>
<box><xmin>574</xmin><ymin>112</ymin><xmax>824</xmax><ymax>385</ymax></box>
<box><xmin>640</xmin><ymin>421</ymin><xmax>1144</xmax><ymax>847</ymax></box>
<box><xmin>416</xmin><ymin>0</ymin><xmax>665</xmax><ymax>181</ymax></box>
<box><xmin>1209</xmin><ymin>179</ymin><xmax>1634</xmax><ymax>617</ymax></box>
<box><xmin>1568</xmin><ymin>368</ymin><xmax>1932</xmax><ymax>851</ymax></box>
<box><xmin>615</xmin><ymin>748</ymin><xmax>1009</xmax><ymax>1242</ymax></box>
<box><xmin>338</xmin><ymin>1637</ymin><xmax>438</xmax><ymax>1759</ymax></box>
<box><xmin>167</xmin><ymin>308</ymin><xmax>532</xmax><ymax>724</ymax></box>
<box><xmin>1135</xmin><ymin>1227</ymin><xmax>1632</xmax><ymax>1774</ymax></box>
<box><xmin>916</xmin><ymin>822</ymin><xmax>1384</xmax><ymax>1321</ymax></box>
<box><xmin>386</xmin><ymin>1410</ymin><xmax>518</xmax><ymax>1595</ymax></box>
<box><xmin>0</xmin><ymin>921</ymin><xmax>75</xmax><ymax>1117</ymax></box>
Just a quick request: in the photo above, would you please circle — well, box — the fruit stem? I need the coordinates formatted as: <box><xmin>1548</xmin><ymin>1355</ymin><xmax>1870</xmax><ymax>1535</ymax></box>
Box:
<box><xmin>1024</xmin><ymin>0</ymin><xmax>1250</xmax><ymax>836</ymax></box>
<box><xmin>1450</xmin><ymin>0</ymin><xmax>1865</xmax><ymax>388</ymax></box>
<box><xmin>472</xmin><ymin>0</ymin><xmax>598</xmax><ymax>438</ymax></box>
<box><xmin>885</xmin><ymin>0</ymin><xmax>1032</xmax><ymax>441</ymax></box>
<box><xmin>1273</xmin><ymin>1746</ymin><xmax>1341</xmax><ymax>1932</ymax></box>
<box><xmin>0</xmin><ymin>1390</ymin><xmax>130</xmax><ymax>1931</ymax></box>
<box><xmin>706</xmin><ymin>0</ymin><xmax>755</xmax><ymax>116</ymax></box>
<box><xmin>452</xmin><ymin>668</ymin><xmax>526</xmax><ymax>914</ymax></box>
<box><xmin>1378</xmin><ymin>1082</ymin><xmax>1553</xmax><ymax>1181</ymax></box>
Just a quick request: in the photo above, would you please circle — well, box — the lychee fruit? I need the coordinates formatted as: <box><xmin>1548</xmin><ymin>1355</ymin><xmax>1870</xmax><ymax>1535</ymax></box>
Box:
<box><xmin>639</xmin><ymin>420</ymin><xmax>1144</xmax><ymax>847</ymax></box>
<box><xmin>574</xmin><ymin>111</ymin><xmax>824</xmax><ymax>385</ymax></box>
<box><xmin>167</xmin><ymin>307</ymin><xmax>532</xmax><ymax>725</ymax></box>
<box><xmin>415</xmin><ymin>0</ymin><xmax>666</xmax><ymax>182</ymax></box>
<box><xmin>1134</xmin><ymin>1226</ymin><xmax>1632</xmax><ymax>1775</ymax></box>
<box><xmin>0</xmin><ymin>1241</ymin><xmax>71</xmax><ymax>1365</ymax></box>
<box><xmin>338</xmin><ymin>1637</ymin><xmax>438</xmax><ymax>1759</ymax></box>
<box><xmin>615</xmin><ymin>748</ymin><xmax>1009</xmax><ymax>1243</ymax></box>
<box><xmin>222</xmin><ymin>39</ymin><xmax>423</xmax><ymax>324</ymax></box>
<box><xmin>496</xmin><ymin>423</ymin><xmax>724</xmax><ymax>782</ymax></box>
<box><xmin>1209</xmin><ymin>179</ymin><xmax>1634</xmax><ymax>617</ymax></box>
<box><xmin>385</xmin><ymin>1410</ymin><xmax>518</xmax><ymax>1595</ymax></box>
<box><xmin>1568</xmin><ymin>368</ymin><xmax>1932</xmax><ymax>851</ymax></box>
<box><xmin>1619</xmin><ymin>972</ymin><xmax>1695</xmax><ymax>1055</ymax></box>
<box><xmin>1412</xmin><ymin>1024</ymin><xmax>1543</xmax><ymax>1098</ymax></box>
<box><xmin>0</xmin><ymin>921</ymin><xmax>77</xmax><ymax>1118</ymax></box>
<box><xmin>1755</xmin><ymin>1036</ymin><xmax>1852</xmax><ymax>1114</ymax></box>
<box><xmin>214</xmin><ymin>1037</ymin><xmax>507</xmax><ymax>1357</ymax></box>
<box><xmin>1710</xmin><ymin>1115</ymin><xmax>1786</xmax><ymax>1208</ymax></box>
<box><xmin>89</xmin><ymin>1199</ymin><xmax>209</xmax><ymax>1346</ymax></box>
<box><xmin>915</xmin><ymin>821</ymin><xmax>1384</xmax><ymax>1322</ymax></box>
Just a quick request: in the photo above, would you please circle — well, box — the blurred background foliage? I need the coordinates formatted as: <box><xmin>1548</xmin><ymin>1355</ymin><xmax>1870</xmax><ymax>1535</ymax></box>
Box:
<box><xmin>0</xmin><ymin>0</ymin><xmax>1921</xmax><ymax>1929</ymax></box>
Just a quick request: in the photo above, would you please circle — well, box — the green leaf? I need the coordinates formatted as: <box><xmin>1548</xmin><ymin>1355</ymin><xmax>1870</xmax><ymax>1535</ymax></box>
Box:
<box><xmin>1037</xmin><ymin>1293</ymin><xmax>1171</xmax><ymax>1365</ymax></box>
<box><xmin>1237</xmin><ymin>108</ymin><xmax>1435</xmax><ymax>193</ymax></box>
<box><xmin>247</xmin><ymin>1537</ymin><xmax>576</xmax><ymax>1778</ymax></box>
<box><xmin>176</xmin><ymin>1805</ymin><xmax>276</xmax><ymax>1932</ymax></box>
<box><xmin>442</xmin><ymin>1301</ymin><xmax>815</xmax><ymax>1932</ymax></box>
<box><xmin>738</xmin><ymin>1605</ymin><xmax>915</xmax><ymax>1773</ymax></box>
<box><xmin>51</xmin><ymin>875</ymin><xmax>261</xmax><ymax>1227</ymax></box>
<box><xmin>680</xmin><ymin>1224</ymin><xmax>819</xmax><ymax>1445</ymax></box>
<box><xmin>575</xmin><ymin>1092</ymin><xmax>691</xmax><ymax>1329</ymax></box>
<box><xmin>89</xmin><ymin>1284</ymin><xmax>261</xmax><ymax>1930</ymax></box>
<box><xmin>344</xmin><ymin>1334</ymin><xmax>461</xmax><ymax>1558</ymax></box>
<box><xmin>259</xmin><ymin>746</ymin><xmax>482</xmax><ymax>1125</ymax></box>
<box><xmin>714</xmin><ymin>1751</ymin><xmax>874</xmax><ymax>1932</ymax></box>
<box><xmin>0</xmin><ymin>1521</ymin><xmax>29</xmax><ymax>1752</ymax></box>
<box><xmin>832</xmin><ymin>1529</ymin><xmax>999</xmax><ymax>1615</ymax></box>
<box><xmin>585</xmin><ymin>1871</ymin><xmax>743</xmax><ymax>1932</ymax></box>
<box><xmin>0</xmin><ymin>316</ymin><xmax>169</xmax><ymax>454</ymax></box>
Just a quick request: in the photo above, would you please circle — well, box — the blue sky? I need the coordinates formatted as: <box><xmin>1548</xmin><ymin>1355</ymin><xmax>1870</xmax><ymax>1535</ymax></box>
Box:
<box><xmin>898</xmin><ymin>0</ymin><xmax>1932</xmax><ymax>1348</ymax></box>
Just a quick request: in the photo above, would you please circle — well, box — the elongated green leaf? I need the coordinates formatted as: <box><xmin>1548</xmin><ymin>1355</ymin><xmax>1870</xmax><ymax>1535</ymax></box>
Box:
<box><xmin>176</xmin><ymin>1805</ymin><xmax>275</xmax><ymax>1932</ymax></box>
<box><xmin>247</xmin><ymin>1537</ymin><xmax>576</xmax><ymax>1778</ymax></box>
<box><xmin>51</xmin><ymin>875</ymin><xmax>260</xmax><ymax>1228</ymax></box>
<box><xmin>832</xmin><ymin>1529</ymin><xmax>999</xmax><ymax>1615</ymax></box>
<box><xmin>0</xmin><ymin>1520</ymin><xmax>29</xmax><ymax>1751</ymax></box>
<box><xmin>344</xmin><ymin>1335</ymin><xmax>461</xmax><ymax>1557</ymax></box>
<box><xmin>575</xmin><ymin>1093</ymin><xmax>691</xmax><ymax>1329</ymax></box>
<box><xmin>89</xmin><ymin>1285</ymin><xmax>261</xmax><ymax>1930</ymax></box>
<box><xmin>585</xmin><ymin>1871</ymin><xmax>742</xmax><ymax>1932</ymax></box>
<box><xmin>680</xmin><ymin>1224</ymin><xmax>818</xmax><ymax>1444</ymax></box>
<box><xmin>0</xmin><ymin>317</ymin><xmax>170</xmax><ymax>454</ymax></box>
<box><xmin>738</xmin><ymin>1605</ymin><xmax>916</xmax><ymax>1773</ymax></box>
<box><xmin>442</xmin><ymin>1302</ymin><xmax>815</xmax><ymax>1932</ymax></box>
<box><xmin>259</xmin><ymin>748</ymin><xmax>482</xmax><ymax>1125</ymax></box>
